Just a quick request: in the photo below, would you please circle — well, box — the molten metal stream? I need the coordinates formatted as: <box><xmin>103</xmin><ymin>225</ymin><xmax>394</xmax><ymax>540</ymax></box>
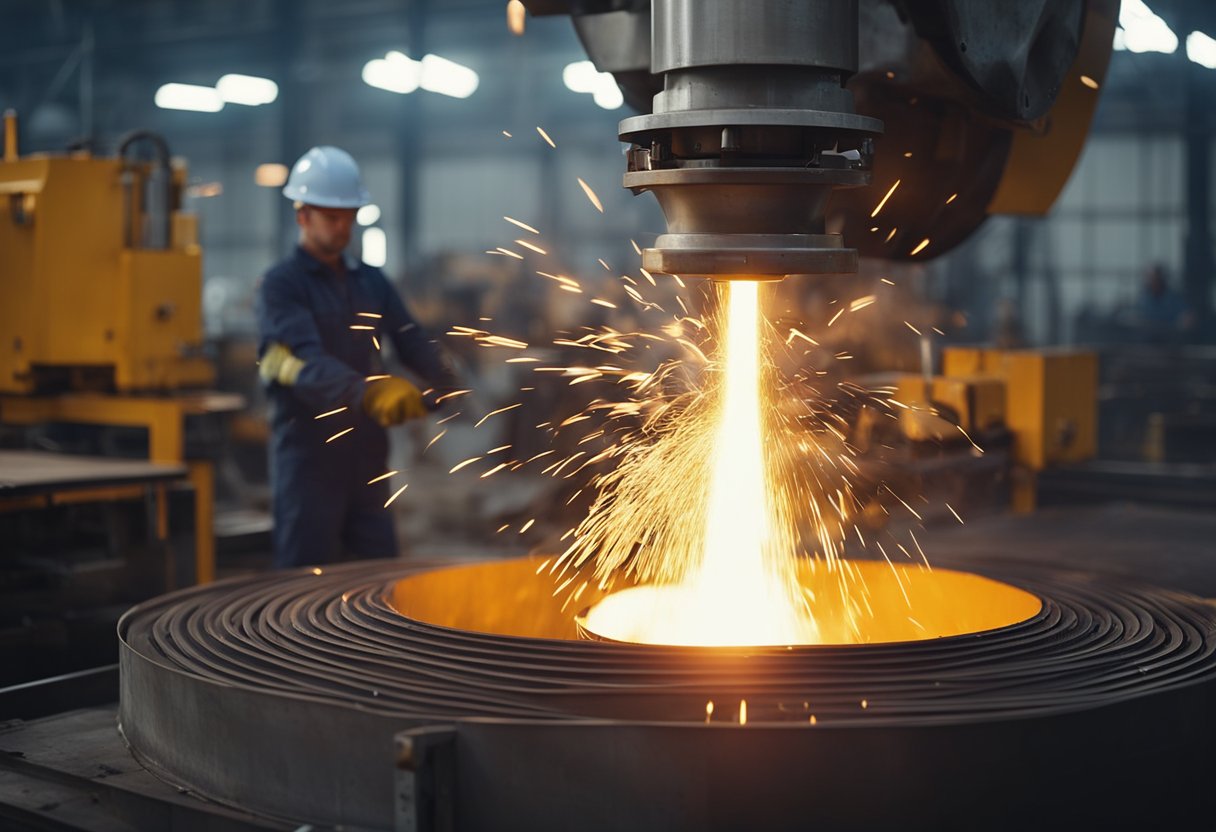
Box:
<box><xmin>584</xmin><ymin>283</ymin><xmax>818</xmax><ymax>646</ymax></box>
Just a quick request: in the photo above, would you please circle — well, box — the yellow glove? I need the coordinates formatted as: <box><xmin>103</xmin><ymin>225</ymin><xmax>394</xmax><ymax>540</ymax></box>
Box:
<box><xmin>362</xmin><ymin>376</ymin><xmax>426</xmax><ymax>427</ymax></box>
<box><xmin>259</xmin><ymin>342</ymin><xmax>305</xmax><ymax>386</ymax></box>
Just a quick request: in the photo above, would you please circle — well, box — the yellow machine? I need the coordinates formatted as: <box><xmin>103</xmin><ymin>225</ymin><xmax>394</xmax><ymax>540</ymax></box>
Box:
<box><xmin>0</xmin><ymin>111</ymin><xmax>212</xmax><ymax>393</ymax></box>
<box><xmin>0</xmin><ymin>111</ymin><xmax>235</xmax><ymax>584</ymax></box>
<box><xmin>895</xmin><ymin>346</ymin><xmax>1099</xmax><ymax>512</ymax></box>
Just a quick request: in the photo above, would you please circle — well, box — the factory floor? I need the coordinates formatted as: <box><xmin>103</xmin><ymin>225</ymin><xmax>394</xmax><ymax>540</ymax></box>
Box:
<box><xmin>924</xmin><ymin>502</ymin><xmax>1216</xmax><ymax>598</ymax></box>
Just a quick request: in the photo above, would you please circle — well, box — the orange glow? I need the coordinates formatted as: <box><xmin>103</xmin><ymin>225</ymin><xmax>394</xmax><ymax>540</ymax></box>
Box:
<box><xmin>390</xmin><ymin>557</ymin><xmax>1043</xmax><ymax>644</ymax></box>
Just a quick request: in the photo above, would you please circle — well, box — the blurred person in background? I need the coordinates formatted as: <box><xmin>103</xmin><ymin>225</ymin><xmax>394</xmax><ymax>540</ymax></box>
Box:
<box><xmin>1135</xmin><ymin>263</ymin><xmax>1193</xmax><ymax>338</ymax></box>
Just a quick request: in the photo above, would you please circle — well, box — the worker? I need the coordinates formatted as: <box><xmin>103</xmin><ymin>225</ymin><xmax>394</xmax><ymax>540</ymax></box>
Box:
<box><xmin>256</xmin><ymin>145</ymin><xmax>456</xmax><ymax>568</ymax></box>
<box><xmin>1135</xmin><ymin>263</ymin><xmax>1193</xmax><ymax>339</ymax></box>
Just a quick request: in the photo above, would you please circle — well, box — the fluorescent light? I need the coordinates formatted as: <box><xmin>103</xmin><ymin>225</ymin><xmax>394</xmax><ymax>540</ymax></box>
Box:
<box><xmin>506</xmin><ymin>0</ymin><xmax>526</xmax><ymax>36</ymax></box>
<box><xmin>362</xmin><ymin>227</ymin><xmax>387</xmax><ymax>268</ymax></box>
<box><xmin>357</xmin><ymin>204</ymin><xmax>381</xmax><ymax>226</ymax></box>
<box><xmin>217</xmin><ymin>74</ymin><xmax>278</xmax><ymax>105</ymax></box>
<box><xmin>593</xmin><ymin>81</ymin><xmax>624</xmax><ymax>110</ymax></box>
<box><xmin>1119</xmin><ymin>0</ymin><xmax>1177</xmax><ymax>54</ymax></box>
<box><xmin>362</xmin><ymin>52</ymin><xmax>420</xmax><ymax>94</ymax></box>
<box><xmin>562</xmin><ymin>61</ymin><xmax>600</xmax><ymax>94</ymax></box>
<box><xmin>563</xmin><ymin>60</ymin><xmax>623</xmax><ymax>110</ymax></box>
<box><xmin>254</xmin><ymin>163</ymin><xmax>289</xmax><ymax>187</ymax></box>
<box><xmin>154</xmin><ymin>83</ymin><xmax>223</xmax><ymax>112</ymax></box>
<box><xmin>185</xmin><ymin>181</ymin><xmax>223</xmax><ymax>198</ymax></box>
<box><xmin>420</xmin><ymin>54</ymin><xmax>479</xmax><ymax>99</ymax></box>
<box><xmin>1187</xmin><ymin>31</ymin><xmax>1216</xmax><ymax>69</ymax></box>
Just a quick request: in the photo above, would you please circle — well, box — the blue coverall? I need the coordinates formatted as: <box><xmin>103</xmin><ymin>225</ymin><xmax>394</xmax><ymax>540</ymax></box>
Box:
<box><xmin>256</xmin><ymin>246</ymin><xmax>455</xmax><ymax>568</ymax></box>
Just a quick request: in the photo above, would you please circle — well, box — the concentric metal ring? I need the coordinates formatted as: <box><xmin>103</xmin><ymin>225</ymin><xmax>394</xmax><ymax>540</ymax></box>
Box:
<box><xmin>118</xmin><ymin>557</ymin><xmax>1216</xmax><ymax>829</ymax></box>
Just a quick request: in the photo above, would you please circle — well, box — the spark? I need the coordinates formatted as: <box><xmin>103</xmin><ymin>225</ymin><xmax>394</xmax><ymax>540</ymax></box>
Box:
<box><xmin>946</xmin><ymin>503</ymin><xmax>965</xmax><ymax>524</ymax></box>
<box><xmin>849</xmin><ymin>295</ymin><xmax>876</xmax><ymax>312</ymax></box>
<box><xmin>502</xmin><ymin>130</ymin><xmax>512</xmax><ymax>138</ymax></box>
<box><xmin>827</xmin><ymin>308</ymin><xmax>845</xmax><ymax>327</ymax></box>
<box><xmin>957</xmin><ymin>424</ymin><xmax>984</xmax><ymax>454</ymax></box>
<box><xmin>631</xmin><ymin>239</ymin><xmax>642</xmax><ymax>256</ymax></box>
<box><xmin>537</xmin><ymin>271</ymin><xmax>580</xmax><ymax>289</ymax></box>
<box><xmin>520</xmin><ymin>518</ymin><xmax>535</xmax><ymax>533</ymax></box>
<box><xmin>883</xmin><ymin>484</ymin><xmax>923</xmax><ymax>520</ymax></box>
<box><xmin>885</xmin><ymin>228</ymin><xmax>898</xmax><ymax>243</ymax></box>
<box><xmin>870</xmin><ymin>179</ymin><xmax>901</xmax><ymax>218</ymax></box>
<box><xmin>504</xmin><ymin>216</ymin><xmax>539</xmax><ymax>234</ymax></box>
<box><xmin>435</xmin><ymin>389</ymin><xmax>472</xmax><ymax>404</ymax></box>
<box><xmin>326</xmin><ymin>428</ymin><xmax>354</xmax><ymax>443</ymax></box>
<box><xmin>861</xmin><ymin>699</ymin><xmax>868</xmax><ymax>709</ymax></box>
<box><xmin>498</xmin><ymin>523</ymin><xmax>511</xmax><ymax>533</ymax></box>
<box><xmin>357</xmin><ymin>312</ymin><xmax>383</xmax><ymax>319</ymax></box>
<box><xmin>880</xmin><ymin>278</ymin><xmax>895</xmax><ymax>285</ymax></box>
<box><xmin>481</xmin><ymin>462</ymin><xmax>510</xmax><ymax>478</ymax></box>
<box><xmin>1080</xmin><ymin>75</ymin><xmax>1099</xmax><ymax>89</ymax></box>
<box><xmin>576</xmin><ymin>177</ymin><xmax>604</xmax><ymax>213</ymax></box>
<box><xmin>494</xmin><ymin>247</ymin><xmax>524</xmax><ymax>260</ymax></box>
<box><xmin>315</xmin><ymin>407</ymin><xmax>347</xmax><ymax>420</ymax></box>
<box><xmin>786</xmin><ymin>328</ymin><xmax>819</xmax><ymax>347</ymax></box>
<box><xmin>449</xmin><ymin>457</ymin><xmax>482</xmax><ymax>473</ymax></box>
<box><xmin>591</xmin><ymin>298</ymin><xmax>617</xmax><ymax>308</ymax></box>
<box><xmin>423</xmin><ymin>429</ymin><xmax>447</xmax><ymax>453</ymax></box>
<box><xmin>739</xmin><ymin>699</ymin><xmax>748</xmax><ymax>725</ymax></box>
<box><xmin>904</xmin><ymin>321</ymin><xmax>922</xmax><ymax>335</ymax></box>
<box><xmin>365</xmin><ymin>374</ymin><xmax>391</xmax><ymax>381</ymax></box>
<box><xmin>809</xmin><ymin>715</ymin><xmax>817</xmax><ymax>725</ymax></box>
<box><xmin>946</xmin><ymin>193</ymin><xmax>958</xmax><ymax>204</ymax></box>
<box><xmin>475</xmin><ymin>403</ymin><xmax>523</xmax><ymax>428</ymax></box>
<box><xmin>312</xmin><ymin>567</ymin><xmax>323</xmax><ymax>576</ymax></box>
<box><xmin>367</xmin><ymin>470</ymin><xmax>398</xmax><ymax>484</ymax></box>
<box><xmin>372</xmin><ymin>336</ymin><xmax>380</xmax><ymax>351</ymax></box>
<box><xmin>536</xmin><ymin>125</ymin><xmax>556</xmax><ymax>148</ymax></box>
<box><xmin>384</xmin><ymin>483</ymin><xmax>409</xmax><ymax>507</ymax></box>
<box><xmin>909</xmin><ymin>238</ymin><xmax>930</xmax><ymax>256</ymax></box>
<box><xmin>516</xmin><ymin>239</ymin><xmax>547</xmax><ymax>255</ymax></box>
<box><xmin>705</xmin><ymin>700</ymin><xmax>714</xmax><ymax>722</ymax></box>
<box><xmin>350</xmin><ymin>324</ymin><xmax>375</xmax><ymax>331</ymax></box>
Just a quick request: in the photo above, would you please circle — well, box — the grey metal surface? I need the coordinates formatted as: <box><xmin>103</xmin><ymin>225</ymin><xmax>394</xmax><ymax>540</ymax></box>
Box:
<box><xmin>652</xmin><ymin>0</ymin><xmax>857</xmax><ymax>75</ymax></box>
<box><xmin>618</xmin><ymin>108</ymin><xmax>883</xmax><ymax>135</ymax></box>
<box><xmin>641</xmin><ymin>239</ymin><xmax>857</xmax><ymax>279</ymax></box>
<box><xmin>397</xmin><ymin>693</ymin><xmax>1216</xmax><ymax>832</ymax></box>
<box><xmin>0</xmin><ymin>450</ymin><xmax>187</xmax><ymax>497</ymax></box>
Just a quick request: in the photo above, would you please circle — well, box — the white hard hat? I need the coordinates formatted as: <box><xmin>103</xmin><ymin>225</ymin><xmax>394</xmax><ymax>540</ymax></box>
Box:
<box><xmin>282</xmin><ymin>146</ymin><xmax>370</xmax><ymax>208</ymax></box>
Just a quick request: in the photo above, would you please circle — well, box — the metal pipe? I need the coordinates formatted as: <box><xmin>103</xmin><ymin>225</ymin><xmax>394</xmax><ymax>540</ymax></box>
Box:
<box><xmin>116</xmin><ymin>129</ymin><xmax>172</xmax><ymax>250</ymax></box>
<box><xmin>3</xmin><ymin>109</ymin><xmax>17</xmax><ymax>161</ymax></box>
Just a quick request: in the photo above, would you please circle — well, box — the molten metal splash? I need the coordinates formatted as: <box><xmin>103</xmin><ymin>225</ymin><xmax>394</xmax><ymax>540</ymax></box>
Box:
<box><xmin>582</xmin><ymin>283</ymin><xmax>819</xmax><ymax>646</ymax></box>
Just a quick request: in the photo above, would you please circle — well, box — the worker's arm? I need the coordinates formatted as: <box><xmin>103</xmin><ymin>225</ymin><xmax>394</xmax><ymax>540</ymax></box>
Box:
<box><xmin>255</xmin><ymin>269</ymin><xmax>367</xmax><ymax>411</ymax></box>
<box><xmin>378</xmin><ymin>273</ymin><xmax>459</xmax><ymax>406</ymax></box>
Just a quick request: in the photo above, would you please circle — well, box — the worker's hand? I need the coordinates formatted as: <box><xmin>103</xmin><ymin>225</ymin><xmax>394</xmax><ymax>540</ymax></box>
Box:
<box><xmin>362</xmin><ymin>376</ymin><xmax>427</xmax><ymax>427</ymax></box>
<box><xmin>259</xmin><ymin>342</ymin><xmax>305</xmax><ymax>386</ymax></box>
